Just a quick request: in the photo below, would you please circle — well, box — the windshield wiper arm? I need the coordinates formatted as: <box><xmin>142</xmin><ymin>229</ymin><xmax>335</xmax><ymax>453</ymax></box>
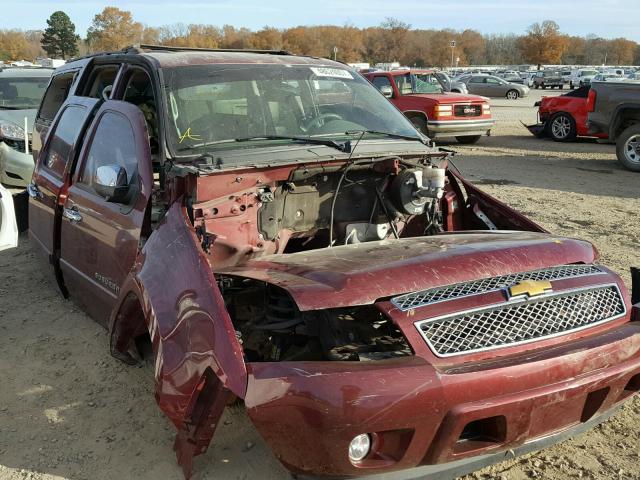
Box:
<box><xmin>345</xmin><ymin>129</ymin><xmax>430</xmax><ymax>145</ymax></box>
<box><xmin>178</xmin><ymin>135</ymin><xmax>350</xmax><ymax>152</ymax></box>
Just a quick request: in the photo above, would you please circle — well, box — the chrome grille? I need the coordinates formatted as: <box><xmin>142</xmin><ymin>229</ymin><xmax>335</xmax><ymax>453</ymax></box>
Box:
<box><xmin>392</xmin><ymin>264</ymin><xmax>604</xmax><ymax>311</ymax></box>
<box><xmin>454</xmin><ymin>104</ymin><xmax>481</xmax><ymax>117</ymax></box>
<box><xmin>415</xmin><ymin>285</ymin><xmax>625</xmax><ymax>357</ymax></box>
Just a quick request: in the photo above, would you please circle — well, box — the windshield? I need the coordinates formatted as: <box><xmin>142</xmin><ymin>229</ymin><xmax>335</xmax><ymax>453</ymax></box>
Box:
<box><xmin>582</xmin><ymin>70</ymin><xmax>599</xmax><ymax>76</ymax></box>
<box><xmin>163</xmin><ymin>63</ymin><xmax>420</xmax><ymax>156</ymax></box>
<box><xmin>393</xmin><ymin>72</ymin><xmax>444</xmax><ymax>94</ymax></box>
<box><xmin>0</xmin><ymin>76</ymin><xmax>48</xmax><ymax>109</ymax></box>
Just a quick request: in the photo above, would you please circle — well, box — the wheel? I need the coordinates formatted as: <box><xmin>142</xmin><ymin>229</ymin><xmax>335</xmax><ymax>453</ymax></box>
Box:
<box><xmin>569</xmin><ymin>82</ymin><xmax>574</xmax><ymax>89</ymax></box>
<box><xmin>451</xmin><ymin>89</ymin><xmax>461</xmax><ymax>93</ymax></box>
<box><xmin>534</xmin><ymin>84</ymin><xmax>539</xmax><ymax>89</ymax></box>
<box><xmin>559</xmin><ymin>85</ymin><xmax>564</xmax><ymax>90</ymax></box>
<box><xmin>547</xmin><ymin>112</ymin><xmax>577</xmax><ymax>142</ymax></box>
<box><xmin>541</xmin><ymin>83</ymin><xmax>546</xmax><ymax>89</ymax></box>
<box><xmin>506</xmin><ymin>89</ymin><xmax>519</xmax><ymax>100</ymax></box>
<box><xmin>409</xmin><ymin>116</ymin><xmax>429</xmax><ymax>136</ymax></box>
<box><xmin>615</xmin><ymin>124</ymin><xmax>640</xmax><ymax>171</ymax></box>
<box><xmin>455</xmin><ymin>135</ymin><xmax>482</xmax><ymax>144</ymax></box>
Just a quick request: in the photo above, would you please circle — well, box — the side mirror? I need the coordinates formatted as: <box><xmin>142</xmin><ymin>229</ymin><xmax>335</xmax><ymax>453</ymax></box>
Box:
<box><xmin>94</xmin><ymin>164</ymin><xmax>129</xmax><ymax>203</ymax></box>
<box><xmin>379</xmin><ymin>85</ymin><xmax>393</xmax><ymax>98</ymax></box>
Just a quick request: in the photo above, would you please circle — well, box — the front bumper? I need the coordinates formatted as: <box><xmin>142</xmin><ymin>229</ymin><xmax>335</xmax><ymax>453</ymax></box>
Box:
<box><xmin>426</xmin><ymin>119</ymin><xmax>495</xmax><ymax>138</ymax></box>
<box><xmin>0</xmin><ymin>142</ymin><xmax>34</xmax><ymax>188</ymax></box>
<box><xmin>245</xmin><ymin>322</ymin><xmax>640</xmax><ymax>478</ymax></box>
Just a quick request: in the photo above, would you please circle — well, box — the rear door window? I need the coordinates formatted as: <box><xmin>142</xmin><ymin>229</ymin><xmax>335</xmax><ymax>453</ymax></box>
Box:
<box><xmin>80</xmin><ymin>65</ymin><xmax>121</xmax><ymax>99</ymax></box>
<box><xmin>42</xmin><ymin>105</ymin><xmax>87</xmax><ymax>178</ymax></box>
<box><xmin>36</xmin><ymin>71</ymin><xmax>77</xmax><ymax>123</ymax></box>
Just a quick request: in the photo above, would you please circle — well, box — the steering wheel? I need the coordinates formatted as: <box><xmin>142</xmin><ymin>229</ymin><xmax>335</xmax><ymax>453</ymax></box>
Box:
<box><xmin>303</xmin><ymin>113</ymin><xmax>343</xmax><ymax>132</ymax></box>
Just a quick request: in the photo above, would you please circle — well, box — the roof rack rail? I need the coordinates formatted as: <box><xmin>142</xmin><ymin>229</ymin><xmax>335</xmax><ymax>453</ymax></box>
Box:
<box><xmin>129</xmin><ymin>44</ymin><xmax>293</xmax><ymax>56</ymax></box>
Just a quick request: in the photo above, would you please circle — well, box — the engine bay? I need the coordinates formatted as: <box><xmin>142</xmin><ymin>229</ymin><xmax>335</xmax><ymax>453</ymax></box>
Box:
<box><xmin>217</xmin><ymin>276</ymin><xmax>412</xmax><ymax>362</ymax></box>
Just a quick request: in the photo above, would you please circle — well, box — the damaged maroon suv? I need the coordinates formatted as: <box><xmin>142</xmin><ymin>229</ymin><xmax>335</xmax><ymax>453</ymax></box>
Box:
<box><xmin>26</xmin><ymin>45</ymin><xmax>640</xmax><ymax>479</ymax></box>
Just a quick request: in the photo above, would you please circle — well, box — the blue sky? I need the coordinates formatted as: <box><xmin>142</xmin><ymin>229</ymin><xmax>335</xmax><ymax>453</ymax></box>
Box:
<box><xmin>4</xmin><ymin>0</ymin><xmax>639</xmax><ymax>41</ymax></box>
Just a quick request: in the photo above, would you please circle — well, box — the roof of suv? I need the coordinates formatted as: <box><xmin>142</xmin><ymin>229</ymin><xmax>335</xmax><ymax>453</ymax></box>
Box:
<box><xmin>63</xmin><ymin>45</ymin><xmax>349</xmax><ymax>70</ymax></box>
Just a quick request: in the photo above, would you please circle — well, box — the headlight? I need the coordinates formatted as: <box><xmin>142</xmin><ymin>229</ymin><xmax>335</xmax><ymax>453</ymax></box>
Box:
<box><xmin>348</xmin><ymin>433</ymin><xmax>371</xmax><ymax>462</ymax></box>
<box><xmin>0</xmin><ymin>121</ymin><xmax>25</xmax><ymax>141</ymax></box>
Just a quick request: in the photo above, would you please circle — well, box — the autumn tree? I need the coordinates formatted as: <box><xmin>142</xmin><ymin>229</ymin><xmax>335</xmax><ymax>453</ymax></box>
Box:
<box><xmin>378</xmin><ymin>18</ymin><xmax>410</xmax><ymax>62</ymax></box>
<box><xmin>41</xmin><ymin>11</ymin><xmax>79</xmax><ymax>59</ymax></box>
<box><xmin>86</xmin><ymin>7</ymin><xmax>143</xmax><ymax>51</ymax></box>
<box><xmin>608</xmin><ymin>38</ymin><xmax>636</xmax><ymax>65</ymax></box>
<box><xmin>518</xmin><ymin>20</ymin><xmax>568</xmax><ymax>68</ymax></box>
<box><xmin>0</xmin><ymin>30</ymin><xmax>32</xmax><ymax>60</ymax></box>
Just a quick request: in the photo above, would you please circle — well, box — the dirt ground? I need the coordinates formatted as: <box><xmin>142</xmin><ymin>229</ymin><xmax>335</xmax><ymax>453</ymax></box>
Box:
<box><xmin>1</xmin><ymin>89</ymin><xmax>639</xmax><ymax>480</ymax></box>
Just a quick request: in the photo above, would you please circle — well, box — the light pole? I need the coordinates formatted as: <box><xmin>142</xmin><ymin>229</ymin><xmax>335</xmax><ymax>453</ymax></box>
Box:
<box><xmin>333</xmin><ymin>46</ymin><xmax>338</xmax><ymax>61</ymax></box>
<box><xmin>450</xmin><ymin>40</ymin><xmax>456</xmax><ymax>69</ymax></box>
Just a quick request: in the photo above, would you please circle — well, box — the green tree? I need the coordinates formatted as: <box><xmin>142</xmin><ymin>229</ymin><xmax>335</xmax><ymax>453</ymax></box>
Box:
<box><xmin>41</xmin><ymin>11</ymin><xmax>79</xmax><ymax>59</ymax></box>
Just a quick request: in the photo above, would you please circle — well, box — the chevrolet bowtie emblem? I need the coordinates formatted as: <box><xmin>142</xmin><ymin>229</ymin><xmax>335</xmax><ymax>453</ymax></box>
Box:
<box><xmin>508</xmin><ymin>280</ymin><xmax>553</xmax><ymax>299</ymax></box>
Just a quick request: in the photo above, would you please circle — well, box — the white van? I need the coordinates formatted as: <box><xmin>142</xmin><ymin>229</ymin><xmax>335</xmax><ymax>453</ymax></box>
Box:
<box><xmin>569</xmin><ymin>69</ymin><xmax>599</xmax><ymax>89</ymax></box>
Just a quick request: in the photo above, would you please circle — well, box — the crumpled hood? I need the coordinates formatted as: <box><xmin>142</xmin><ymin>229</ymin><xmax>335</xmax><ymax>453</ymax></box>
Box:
<box><xmin>216</xmin><ymin>231</ymin><xmax>597</xmax><ymax>311</ymax></box>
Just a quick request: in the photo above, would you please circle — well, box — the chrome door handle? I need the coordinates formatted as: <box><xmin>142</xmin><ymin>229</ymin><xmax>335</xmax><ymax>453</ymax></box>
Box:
<box><xmin>63</xmin><ymin>207</ymin><xmax>82</xmax><ymax>223</ymax></box>
<box><xmin>27</xmin><ymin>183</ymin><xmax>42</xmax><ymax>199</ymax></box>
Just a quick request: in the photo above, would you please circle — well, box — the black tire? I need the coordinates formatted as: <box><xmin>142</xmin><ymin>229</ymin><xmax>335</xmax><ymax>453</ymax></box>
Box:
<box><xmin>546</xmin><ymin>112</ymin><xmax>577</xmax><ymax>142</ymax></box>
<box><xmin>408</xmin><ymin>115</ymin><xmax>429</xmax><ymax>136</ymax></box>
<box><xmin>541</xmin><ymin>83</ymin><xmax>546</xmax><ymax>89</ymax></box>
<box><xmin>569</xmin><ymin>82</ymin><xmax>574</xmax><ymax>89</ymax></box>
<box><xmin>559</xmin><ymin>85</ymin><xmax>564</xmax><ymax>90</ymax></box>
<box><xmin>455</xmin><ymin>135</ymin><xmax>482</xmax><ymax>144</ymax></box>
<box><xmin>506</xmin><ymin>89</ymin><xmax>519</xmax><ymax>100</ymax></box>
<box><xmin>615</xmin><ymin>124</ymin><xmax>640</xmax><ymax>172</ymax></box>
<box><xmin>451</xmin><ymin>89</ymin><xmax>461</xmax><ymax>93</ymax></box>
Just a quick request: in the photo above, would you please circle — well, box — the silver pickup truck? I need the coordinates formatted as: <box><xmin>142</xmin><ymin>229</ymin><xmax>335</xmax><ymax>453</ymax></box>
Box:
<box><xmin>587</xmin><ymin>80</ymin><xmax>640</xmax><ymax>171</ymax></box>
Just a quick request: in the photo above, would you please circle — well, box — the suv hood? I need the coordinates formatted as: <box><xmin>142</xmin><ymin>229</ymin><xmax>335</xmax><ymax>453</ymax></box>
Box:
<box><xmin>216</xmin><ymin>231</ymin><xmax>596</xmax><ymax>310</ymax></box>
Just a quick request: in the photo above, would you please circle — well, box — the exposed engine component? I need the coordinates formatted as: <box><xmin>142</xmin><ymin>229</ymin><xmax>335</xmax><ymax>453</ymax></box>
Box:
<box><xmin>390</xmin><ymin>166</ymin><xmax>446</xmax><ymax>215</ymax></box>
<box><xmin>256</xmin><ymin>161</ymin><xmax>446</xmax><ymax>247</ymax></box>
<box><xmin>219</xmin><ymin>276</ymin><xmax>412</xmax><ymax>362</ymax></box>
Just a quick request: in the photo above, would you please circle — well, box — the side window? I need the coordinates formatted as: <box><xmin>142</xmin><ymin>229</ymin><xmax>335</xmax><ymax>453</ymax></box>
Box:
<box><xmin>469</xmin><ymin>76</ymin><xmax>484</xmax><ymax>84</ymax></box>
<box><xmin>81</xmin><ymin>65</ymin><xmax>120</xmax><ymax>99</ymax></box>
<box><xmin>486</xmin><ymin>77</ymin><xmax>500</xmax><ymax>85</ymax></box>
<box><xmin>42</xmin><ymin>105</ymin><xmax>87</xmax><ymax>178</ymax></box>
<box><xmin>121</xmin><ymin>69</ymin><xmax>158</xmax><ymax>154</ymax></box>
<box><xmin>372</xmin><ymin>76</ymin><xmax>392</xmax><ymax>90</ymax></box>
<box><xmin>79</xmin><ymin>111</ymin><xmax>137</xmax><ymax>192</ymax></box>
<box><xmin>37</xmin><ymin>72</ymin><xmax>77</xmax><ymax>123</ymax></box>
<box><xmin>393</xmin><ymin>74</ymin><xmax>413</xmax><ymax>94</ymax></box>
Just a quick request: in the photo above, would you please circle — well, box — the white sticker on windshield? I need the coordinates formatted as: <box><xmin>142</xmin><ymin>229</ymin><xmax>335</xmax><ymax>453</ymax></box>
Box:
<box><xmin>310</xmin><ymin>67</ymin><xmax>353</xmax><ymax>79</ymax></box>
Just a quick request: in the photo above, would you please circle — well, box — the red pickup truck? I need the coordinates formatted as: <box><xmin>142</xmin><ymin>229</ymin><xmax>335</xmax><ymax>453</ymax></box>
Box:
<box><xmin>365</xmin><ymin>70</ymin><xmax>494</xmax><ymax>144</ymax></box>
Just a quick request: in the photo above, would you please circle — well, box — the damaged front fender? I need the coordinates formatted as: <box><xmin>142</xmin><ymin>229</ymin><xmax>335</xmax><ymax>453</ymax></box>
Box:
<box><xmin>109</xmin><ymin>201</ymin><xmax>247</xmax><ymax>477</ymax></box>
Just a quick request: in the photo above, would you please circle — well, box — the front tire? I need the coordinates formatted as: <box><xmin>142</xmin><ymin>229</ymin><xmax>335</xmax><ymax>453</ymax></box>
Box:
<box><xmin>541</xmin><ymin>83</ymin><xmax>546</xmax><ymax>89</ymax></box>
<box><xmin>547</xmin><ymin>112</ymin><xmax>577</xmax><ymax>142</ymax></box>
<box><xmin>569</xmin><ymin>82</ymin><xmax>574</xmax><ymax>89</ymax></box>
<box><xmin>616</xmin><ymin>124</ymin><xmax>640</xmax><ymax>171</ymax></box>
<box><xmin>506</xmin><ymin>89</ymin><xmax>519</xmax><ymax>100</ymax></box>
<box><xmin>456</xmin><ymin>135</ymin><xmax>482</xmax><ymax>144</ymax></box>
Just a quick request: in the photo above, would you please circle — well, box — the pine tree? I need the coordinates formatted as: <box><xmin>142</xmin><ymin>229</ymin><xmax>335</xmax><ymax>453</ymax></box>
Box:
<box><xmin>41</xmin><ymin>11</ymin><xmax>79</xmax><ymax>59</ymax></box>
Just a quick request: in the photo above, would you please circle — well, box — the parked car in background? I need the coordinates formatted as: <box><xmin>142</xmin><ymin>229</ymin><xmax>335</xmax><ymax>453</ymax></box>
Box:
<box><xmin>366</xmin><ymin>69</ymin><xmax>493</xmax><ymax>143</ymax></box>
<box><xmin>500</xmin><ymin>73</ymin><xmax>525</xmax><ymax>84</ymax></box>
<box><xmin>0</xmin><ymin>67</ymin><xmax>52</xmax><ymax>187</ymax></box>
<box><xmin>525</xmin><ymin>86</ymin><xmax>608</xmax><ymax>142</ymax></box>
<box><xmin>459</xmin><ymin>74</ymin><xmax>529</xmax><ymax>99</ymax></box>
<box><xmin>588</xmin><ymin>80</ymin><xmax>640</xmax><ymax>171</ymax></box>
<box><xmin>592</xmin><ymin>73</ymin><xmax>624</xmax><ymax>83</ymax></box>
<box><xmin>434</xmin><ymin>71</ymin><xmax>469</xmax><ymax>94</ymax></box>
<box><xmin>569</xmin><ymin>69</ymin><xmax>599</xmax><ymax>89</ymax></box>
<box><xmin>532</xmin><ymin>71</ymin><xmax>564</xmax><ymax>89</ymax></box>
<box><xmin>20</xmin><ymin>45</ymin><xmax>640</xmax><ymax>480</ymax></box>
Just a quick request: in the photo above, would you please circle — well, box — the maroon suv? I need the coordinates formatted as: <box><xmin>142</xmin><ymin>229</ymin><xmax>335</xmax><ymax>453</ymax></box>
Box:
<box><xmin>23</xmin><ymin>45</ymin><xmax>640</xmax><ymax>479</ymax></box>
